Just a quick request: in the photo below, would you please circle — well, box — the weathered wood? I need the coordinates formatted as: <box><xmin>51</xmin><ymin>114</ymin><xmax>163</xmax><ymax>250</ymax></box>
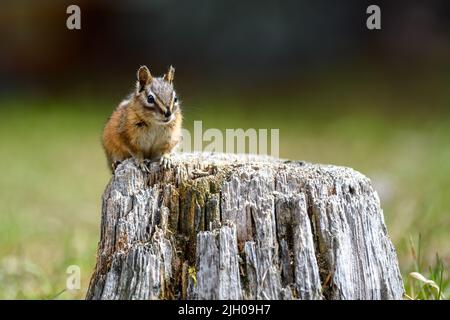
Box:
<box><xmin>86</xmin><ymin>152</ymin><xmax>404</xmax><ymax>300</ymax></box>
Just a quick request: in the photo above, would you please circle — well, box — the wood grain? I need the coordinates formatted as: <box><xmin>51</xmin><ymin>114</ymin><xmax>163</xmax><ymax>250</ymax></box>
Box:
<box><xmin>86</xmin><ymin>153</ymin><xmax>404</xmax><ymax>300</ymax></box>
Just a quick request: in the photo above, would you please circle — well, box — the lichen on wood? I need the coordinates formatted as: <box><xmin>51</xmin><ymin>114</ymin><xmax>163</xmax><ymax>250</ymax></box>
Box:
<box><xmin>86</xmin><ymin>152</ymin><xmax>404</xmax><ymax>300</ymax></box>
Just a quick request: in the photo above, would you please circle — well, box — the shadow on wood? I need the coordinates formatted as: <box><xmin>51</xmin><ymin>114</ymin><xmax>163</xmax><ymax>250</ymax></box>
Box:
<box><xmin>86</xmin><ymin>152</ymin><xmax>404</xmax><ymax>300</ymax></box>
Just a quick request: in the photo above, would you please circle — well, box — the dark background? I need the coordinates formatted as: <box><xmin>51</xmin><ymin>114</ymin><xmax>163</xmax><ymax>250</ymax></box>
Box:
<box><xmin>1</xmin><ymin>0</ymin><xmax>449</xmax><ymax>98</ymax></box>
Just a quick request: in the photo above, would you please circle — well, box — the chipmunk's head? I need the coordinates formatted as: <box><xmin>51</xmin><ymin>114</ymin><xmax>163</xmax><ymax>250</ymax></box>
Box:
<box><xmin>134</xmin><ymin>65</ymin><xmax>180</xmax><ymax>125</ymax></box>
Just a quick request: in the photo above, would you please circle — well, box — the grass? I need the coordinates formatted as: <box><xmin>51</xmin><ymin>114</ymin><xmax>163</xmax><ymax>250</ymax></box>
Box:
<box><xmin>0</xmin><ymin>75</ymin><xmax>449</xmax><ymax>299</ymax></box>
<box><xmin>404</xmin><ymin>235</ymin><xmax>448</xmax><ymax>300</ymax></box>
<box><xmin>0</xmin><ymin>100</ymin><xmax>107</xmax><ymax>299</ymax></box>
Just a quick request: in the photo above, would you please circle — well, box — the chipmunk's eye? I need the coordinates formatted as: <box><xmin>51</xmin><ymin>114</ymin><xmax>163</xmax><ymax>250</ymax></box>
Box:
<box><xmin>147</xmin><ymin>94</ymin><xmax>155</xmax><ymax>104</ymax></box>
<box><xmin>174</xmin><ymin>96</ymin><xmax>178</xmax><ymax>103</ymax></box>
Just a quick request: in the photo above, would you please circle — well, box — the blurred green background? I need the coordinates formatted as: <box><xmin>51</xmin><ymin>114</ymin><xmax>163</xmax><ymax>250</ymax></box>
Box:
<box><xmin>0</xmin><ymin>0</ymin><xmax>449</xmax><ymax>299</ymax></box>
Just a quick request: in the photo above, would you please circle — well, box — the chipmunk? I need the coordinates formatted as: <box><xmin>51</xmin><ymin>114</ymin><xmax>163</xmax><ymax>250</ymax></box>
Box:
<box><xmin>102</xmin><ymin>65</ymin><xmax>182</xmax><ymax>173</ymax></box>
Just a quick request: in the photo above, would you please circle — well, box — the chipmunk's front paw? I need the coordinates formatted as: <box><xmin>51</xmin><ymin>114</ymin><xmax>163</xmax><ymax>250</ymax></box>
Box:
<box><xmin>135</xmin><ymin>158</ymin><xmax>150</xmax><ymax>173</ymax></box>
<box><xmin>112</xmin><ymin>160</ymin><xmax>122</xmax><ymax>172</ymax></box>
<box><xmin>160</xmin><ymin>154</ymin><xmax>172</xmax><ymax>170</ymax></box>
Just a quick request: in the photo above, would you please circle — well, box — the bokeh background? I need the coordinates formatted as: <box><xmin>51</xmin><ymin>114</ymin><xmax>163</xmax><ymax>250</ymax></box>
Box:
<box><xmin>0</xmin><ymin>0</ymin><xmax>449</xmax><ymax>299</ymax></box>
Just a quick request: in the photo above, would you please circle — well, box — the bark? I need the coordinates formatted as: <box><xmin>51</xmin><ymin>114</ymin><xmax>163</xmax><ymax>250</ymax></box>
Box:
<box><xmin>86</xmin><ymin>152</ymin><xmax>404</xmax><ymax>300</ymax></box>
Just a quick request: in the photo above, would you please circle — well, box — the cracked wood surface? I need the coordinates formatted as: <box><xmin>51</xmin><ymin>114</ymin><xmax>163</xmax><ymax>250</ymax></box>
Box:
<box><xmin>86</xmin><ymin>152</ymin><xmax>404</xmax><ymax>300</ymax></box>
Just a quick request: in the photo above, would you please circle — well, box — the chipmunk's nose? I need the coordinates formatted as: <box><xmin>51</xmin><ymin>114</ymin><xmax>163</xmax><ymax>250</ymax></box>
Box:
<box><xmin>164</xmin><ymin>110</ymin><xmax>172</xmax><ymax>118</ymax></box>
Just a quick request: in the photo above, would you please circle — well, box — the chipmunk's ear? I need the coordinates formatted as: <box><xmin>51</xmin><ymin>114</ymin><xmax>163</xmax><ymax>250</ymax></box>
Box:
<box><xmin>137</xmin><ymin>66</ymin><xmax>152</xmax><ymax>92</ymax></box>
<box><xmin>164</xmin><ymin>65</ymin><xmax>175</xmax><ymax>84</ymax></box>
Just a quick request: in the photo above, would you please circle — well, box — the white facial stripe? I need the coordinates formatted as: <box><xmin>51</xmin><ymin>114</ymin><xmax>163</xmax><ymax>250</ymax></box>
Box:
<box><xmin>170</xmin><ymin>91</ymin><xmax>176</xmax><ymax>110</ymax></box>
<box><xmin>144</xmin><ymin>88</ymin><xmax>177</xmax><ymax>114</ymax></box>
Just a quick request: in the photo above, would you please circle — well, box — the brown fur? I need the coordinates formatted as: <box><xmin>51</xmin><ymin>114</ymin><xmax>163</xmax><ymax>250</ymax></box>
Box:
<box><xmin>102</xmin><ymin>65</ymin><xmax>182</xmax><ymax>172</ymax></box>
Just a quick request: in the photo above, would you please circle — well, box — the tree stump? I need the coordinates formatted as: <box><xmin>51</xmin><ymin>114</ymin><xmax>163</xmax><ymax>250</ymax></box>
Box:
<box><xmin>86</xmin><ymin>152</ymin><xmax>404</xmax><ymax>300</ymax></box>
